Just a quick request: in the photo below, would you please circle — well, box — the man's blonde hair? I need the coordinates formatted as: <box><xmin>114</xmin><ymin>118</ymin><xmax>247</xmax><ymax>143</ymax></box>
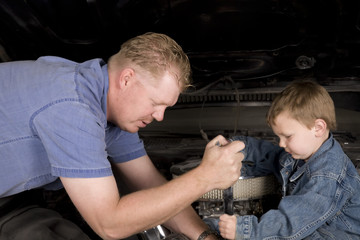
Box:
<box><xmin>108</xmin><ymin>32</ymin><xmax>191</xmax><ymax>91</ymax></box>
<box><xmin>267</xmin><ymin>80</ymin><xmax>337</xmax><ymax>130</ymax></box>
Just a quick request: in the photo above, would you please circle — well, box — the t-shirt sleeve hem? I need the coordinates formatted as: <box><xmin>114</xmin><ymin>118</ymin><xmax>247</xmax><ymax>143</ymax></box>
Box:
<box><xmin>110</xmin><ymin>149</ymin><xmax>147</xmax><ymax>163</ymax></box>
<box><xmin>52</xmin><ymin>166</ymin><xmax>113</xmax><ymax>178</ymax></box>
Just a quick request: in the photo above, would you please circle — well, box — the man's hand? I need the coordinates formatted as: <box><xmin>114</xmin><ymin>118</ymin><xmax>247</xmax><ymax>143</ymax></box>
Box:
<box><xmin>198</xmin><ymin>135</ymin><xmax>245</xmax><ymax>191</ymax></box>
<box><xmin>218</xmin><ymin>214</ymin><xmax>237</xmax><ymax>240</ymax></box>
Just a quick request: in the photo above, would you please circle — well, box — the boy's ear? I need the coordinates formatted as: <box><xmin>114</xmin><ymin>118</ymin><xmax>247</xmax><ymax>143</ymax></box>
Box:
<box><xmin>314</xmin><ymin>119</ymin><xmax>327</xmax><ymax>137</ymax></box>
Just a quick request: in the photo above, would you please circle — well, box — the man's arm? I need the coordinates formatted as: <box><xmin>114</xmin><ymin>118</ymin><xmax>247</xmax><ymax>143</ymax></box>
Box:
<box><xmin>113</xmin><ymin>154</ymin><xmax>209</xmax><ymax>239</ymax></box>
<box><xmin>60</xmin><ymin>135</ymin><xmax>244</xmax><ymax>240</ymax></box>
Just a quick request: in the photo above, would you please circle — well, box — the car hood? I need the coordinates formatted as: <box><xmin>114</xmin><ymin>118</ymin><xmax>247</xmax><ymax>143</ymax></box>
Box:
<box><xmin>0</xmin><ymin>0</ymin><xmax>359</xmax><ymax>168</ymax></box>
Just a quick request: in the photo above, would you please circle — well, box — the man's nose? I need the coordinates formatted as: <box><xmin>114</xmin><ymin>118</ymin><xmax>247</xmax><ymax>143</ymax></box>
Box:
<box><xmin>152</xmin><ymin>107</ymin><xmax>166</xmax><ymax>122</ymax></box>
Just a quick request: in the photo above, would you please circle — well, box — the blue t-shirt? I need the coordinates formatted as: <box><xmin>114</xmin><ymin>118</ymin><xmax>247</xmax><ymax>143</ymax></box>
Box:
<box><xmin>0</xmin><ymin>56</ymin><xmax>146</xmax><ymax>197</ymax></box>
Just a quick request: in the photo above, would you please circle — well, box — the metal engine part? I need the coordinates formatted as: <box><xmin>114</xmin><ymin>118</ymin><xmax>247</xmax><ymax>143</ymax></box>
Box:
<box><xmin>199</xmin><ymin>175</ymin><xmax>279</xmax><ymax>201</ymax></box>
<box><xmin>170</xmin><ymin>158</ymin><xmax>281</xmax><ymax>218</ymax></box>
<box><xmin>138</xmin><ymin>225</ymin><xmax>190</xmax><ymax>240</ymax></box>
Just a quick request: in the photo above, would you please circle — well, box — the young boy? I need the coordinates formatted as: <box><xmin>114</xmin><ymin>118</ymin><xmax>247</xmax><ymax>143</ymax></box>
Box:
<box><xmin>208</xmin><ymin>80</ymin><xmax>360</xmax><ymax>239</ymax></box>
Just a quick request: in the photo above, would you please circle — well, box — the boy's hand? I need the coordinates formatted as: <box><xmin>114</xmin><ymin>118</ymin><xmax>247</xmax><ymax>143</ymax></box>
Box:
<box><xmin>218</xmin><ymin>214</ymin><xmax>237</xmax><ymax>240</ymax></box>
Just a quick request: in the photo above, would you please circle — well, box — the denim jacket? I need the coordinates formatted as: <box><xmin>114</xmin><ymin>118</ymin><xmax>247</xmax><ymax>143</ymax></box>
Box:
<box><xmin>207</xmin><ymin>133</ymin><xmax>360</xmax><ymax>239</ymax></box>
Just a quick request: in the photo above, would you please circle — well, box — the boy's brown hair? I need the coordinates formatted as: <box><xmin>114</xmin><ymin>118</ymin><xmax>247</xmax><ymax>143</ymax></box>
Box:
<box><xmin>267</xmin><ymin>80</ymin><xmax>337</xmax><ymax>130</ymax></box>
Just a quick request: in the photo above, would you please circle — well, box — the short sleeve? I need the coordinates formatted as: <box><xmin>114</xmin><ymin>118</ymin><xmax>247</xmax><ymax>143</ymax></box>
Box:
<box><xmin>105</xmin><ymin>126</ymin><xmax>147</xmax><ymax>163</ymax></box>
<box><xmin>32</xmin><ymin>100</ymin><xmax>113</xmax><ymax>178</ymax></box>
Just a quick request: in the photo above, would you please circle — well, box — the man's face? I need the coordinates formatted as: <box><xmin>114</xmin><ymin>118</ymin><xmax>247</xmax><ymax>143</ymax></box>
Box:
<box><xmin>110</xmin><ymin>69</ymin><xmax>181</xmax><ymax>133</ymax></box>
<box><xmin>271</xmin><ymin>111</ymin><xmax>318</xmax><ymax>161</ymax></box>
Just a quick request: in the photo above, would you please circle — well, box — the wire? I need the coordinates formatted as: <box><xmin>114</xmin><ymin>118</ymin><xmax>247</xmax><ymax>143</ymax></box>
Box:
<box><xmin>198</xmin><ymin>76</ymin><xmax>241</xmax><ymax>140</ymax></box>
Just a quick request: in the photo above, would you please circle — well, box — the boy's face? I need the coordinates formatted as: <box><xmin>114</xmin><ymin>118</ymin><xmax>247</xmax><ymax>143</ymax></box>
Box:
<box><xmin>271</xmin><ymin>111</ymin><xmax>319</xmax><ymax>161</ymax></box>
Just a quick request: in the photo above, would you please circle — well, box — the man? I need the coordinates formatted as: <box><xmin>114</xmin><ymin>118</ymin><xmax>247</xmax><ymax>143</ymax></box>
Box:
<box><xmin>0</xmin><ymin>32</ymin><xmax>244</xmax><ymax>239</ymax></box>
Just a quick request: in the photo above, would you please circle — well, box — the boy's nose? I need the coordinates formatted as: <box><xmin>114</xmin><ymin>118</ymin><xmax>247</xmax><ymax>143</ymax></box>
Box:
<box><xmin>279</xmin><ymin>138</ymin><xmax>286</xmax><ymax>148</ymax></box>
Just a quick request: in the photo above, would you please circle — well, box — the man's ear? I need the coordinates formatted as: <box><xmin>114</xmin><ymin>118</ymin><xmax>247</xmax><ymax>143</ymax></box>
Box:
<box><xmin>117</xmin><ymin>68</ymin><xmax>135</xmax><ymax>89</ymax></box>
<box><xmin>314</xmin><ymin>119</ymin><xmax>327</xmax><ymax>137</ymax></box>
